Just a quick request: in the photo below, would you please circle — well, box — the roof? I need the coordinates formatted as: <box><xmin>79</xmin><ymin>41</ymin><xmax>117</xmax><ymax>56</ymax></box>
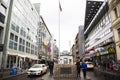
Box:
<box><xmin>84</xmin><ymin>1</ymin><xmax>109</xmax><ymax>39</ymax></box>
<box><xmin>84</xmin><ymin>0</ymin><xmax>103</xmax><ymax>31</ymax></box>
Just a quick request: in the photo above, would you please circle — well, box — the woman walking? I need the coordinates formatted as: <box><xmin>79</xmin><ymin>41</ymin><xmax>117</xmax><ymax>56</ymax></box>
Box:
<box><xmin>81</xmin><ymin>61</ymin><xmax>87</xmax><ymax>79</ymax></box>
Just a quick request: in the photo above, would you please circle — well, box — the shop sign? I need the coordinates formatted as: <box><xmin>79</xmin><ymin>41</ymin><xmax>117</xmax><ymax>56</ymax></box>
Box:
<box><xmin>108</xmin><ymin>47</ymin><xmax>115</xmax><ymax>54</ymax></box>
<box><xmin>0</xmin><ymin>44</ymin><xmax>4</xmax><ymax>52</ymax></box>
<box><xmin>95</xmin><ymin>52</ymin><xmax>100</xmax><ymax>56</ymax></box>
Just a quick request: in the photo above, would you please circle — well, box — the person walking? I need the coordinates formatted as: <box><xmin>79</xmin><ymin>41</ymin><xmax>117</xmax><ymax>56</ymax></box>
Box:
<box><xmin>75</xmin><ymin>59</ymin><xmax>81</xmax><ymax>78</ymax></box>
<box><xmin>81</xmin><ymin>61</ymin><xmax>87</xmax><ymax>79</ymax></box>
<box><xmin>48</xmin><ymin>59</ymin><xmax>54</xmax><ymax>76</ymax></box>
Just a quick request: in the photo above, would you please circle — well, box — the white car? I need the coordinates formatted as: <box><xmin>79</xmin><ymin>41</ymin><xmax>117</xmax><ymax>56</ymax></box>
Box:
<box><xmin>27</xmin><ymin>64</ymin><xmax>47</xmax><ymax>76</ymax></box>
<box><xmin>85</xmin><ymin>61</ymin><xmax>94</xmax><ymax>69</ymax></box>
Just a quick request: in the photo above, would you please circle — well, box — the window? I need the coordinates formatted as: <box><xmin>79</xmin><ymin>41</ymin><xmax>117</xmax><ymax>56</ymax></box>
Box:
<box><xmin>10</xmin><ymin>33</ymin><xmax>14</xmax><ymax>40</ymax></box>
<box><xmin>26</xmin><ymin>41</ymin><xmax>30</xmax><ymax>53</ymax></box>
<box><xmin>118</xmin><ymin>28</ymin><xmax>120</xmax><ymax>40</ymax></box>
<box><xmin>16</xmin><ymin>25</ymin><xmax>19</xmax><ymax>33</ymax></box>
<box><xmin>2</xmin><ymin>0</ymin><xmax>9</xmax><ymax>5</ymax></box>
<box><xmin>114</xmin><ymin>7</ymin><xmax>119</xmax><ymax>19</ymax></box>
<box><xmin>11</xmin><ymin>23</ymin><xmax>16</xmax><ymax>31</ymax></box>
<box><xmin>0</xmin><ymin>4</ymin><xmax>7</xmax><ymax>15</ymax></box>
<box><xmin>11</xmin><ymin>23</ymin><xmax>19</xmax><ymax>33</ymax></box>
<box><xmin>15</xmin><ymin>36</ymin><xmax>18</xmax><ymax>42</ymax></box>
<box><xmin>19</xmin><ymin>38</ymin><xmax>25</xmax><ymax>52</ymax></box>
<box><xmin>0</xmin><ymin>12</ymin><xmax>5</xmax><ymax>23</ymax></box>
<box><xmin>9</xmin><ymin>33</ymin><xmax>18</xmax><ymax>50</ymax></box>
<box><xmin>31</xmin><ymin>44</ymin><xmax>34</xmax><ymax>54</ymax></box>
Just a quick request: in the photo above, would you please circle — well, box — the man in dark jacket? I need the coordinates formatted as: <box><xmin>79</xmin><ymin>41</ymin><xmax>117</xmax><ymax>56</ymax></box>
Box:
<box><xmin>48</xmin><ymin>59</ymin><xmax>54</xmax><ymax>76</ymax></box>
<box><xmin>75</xmin><ymin>59</ymin><xmax>81</xmax><ymax>77</ymax></box>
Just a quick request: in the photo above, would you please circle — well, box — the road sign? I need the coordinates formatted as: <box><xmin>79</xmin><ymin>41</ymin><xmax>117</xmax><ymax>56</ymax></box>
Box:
<box><xmin>0</xmin><ymin>44</ymin><xmax>4</xmax><ymax>52</ymax></box>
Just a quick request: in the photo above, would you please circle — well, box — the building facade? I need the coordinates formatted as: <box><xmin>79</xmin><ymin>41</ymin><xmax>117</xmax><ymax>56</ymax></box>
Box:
<box><xmin>0</xmin><ymin>0</ymin><xmax>11</xmax><ymax>69</ymax></box>
<box><xmin>78</xmin><ymin>25</ymin><xmax>85</xmax><ymax>58</ymax></box>
<box><xmin>38</xmin><ymin>16</ymin><xmax>52</xmax><ymax>61</ymax></box>
<box><xmin>1</xmin><ymin>0</ymin><xmax>40</xmax><ymax>69</ymax></box>
<box><xmin>108</xmin><ymin>0</ymin><xmax>120</xmax><ymax>60</ymax></box>
<box><xmin>59</xmin><ymin>51</ymin><xmax>73</xmax><ymax>64</ymax></box>
<box><xmin>84</xmin><ymin>0</ymin><xmax>116</xmax><ymax>62</ymax></box>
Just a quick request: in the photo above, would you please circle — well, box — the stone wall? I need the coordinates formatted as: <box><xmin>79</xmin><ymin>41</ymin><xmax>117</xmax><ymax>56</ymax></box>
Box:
<box><xmin>53</xmin><ymin>64</ymin><xmax>77</xmax><ymax>78</ymax></box>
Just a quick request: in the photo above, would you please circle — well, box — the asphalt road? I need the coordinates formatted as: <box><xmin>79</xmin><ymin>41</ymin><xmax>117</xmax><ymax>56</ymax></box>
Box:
<box><xmin>2</xmin><ymin>70</ymin><xmax>102</xmax><ymax>80</ymax></box>
<box><xmin>26</xmin><ymin>70</ymin><xmax>101</xmax><ymax>80</ymax></box>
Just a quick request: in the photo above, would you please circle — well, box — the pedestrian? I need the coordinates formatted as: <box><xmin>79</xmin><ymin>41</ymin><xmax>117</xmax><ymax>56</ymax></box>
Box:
<box><xmin>48</xmin><ymin>59</ymin><xmax>54</xmax><ymax>76</ymax></box>
<box><xmin>81</xmin><ymin>60</ymin><xmax>87</xmax><ymax>79</ymax></box>
<box><xmin>75</xmin><ymin>58</ymin><xmax>81</xmax><ymax>78</ymax></box>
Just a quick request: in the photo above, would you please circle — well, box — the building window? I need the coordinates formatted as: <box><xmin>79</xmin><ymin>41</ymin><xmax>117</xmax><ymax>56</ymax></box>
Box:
<box><xmin>0</xmin><ymin>4</ymin><xmax>7</xmax><ymax>15</ymax></box>
<box><xmin>118</xmin><ymin>28</ymin><xmax>120</xmax><ymax>40</ymax></box>
<box><xmin>19</xmin><ymin>38</ymin><xmax>25</xmax><ymax>52</ymax></box>
<box><xmin>31</xmin><ymin>44</ymin><xmax>34</xmax><ymax>54</ymax></box>
<box><xmin>2</xmin><ymin>0</ymin><xmax>9</xmax><ymax>5</ymax></box>
<box><xmin>114</xmin><ymin>7</ymin><xmax>119</xmax><ymax>19</ymax></box>
<box><xmin>9</xmin><ymin>33</ymin><xmax>18</xmax><ymax>50</ymax></box>
<box><xmin>26</xmin><ymin>41</ymin><xmax>30</xmax><ymax>53</ymax></box>
<box><xmin>11</xmin><ymin>23</ymin><xmax>19</xmax><ymax>33</ymax></box>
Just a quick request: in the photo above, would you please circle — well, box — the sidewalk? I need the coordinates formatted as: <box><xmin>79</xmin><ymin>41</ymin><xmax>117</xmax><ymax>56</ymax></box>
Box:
<box><xmin>94</xmin><ymin>67</ymin><xmax>120</xmax><ymax>80</ymax></box>
<box><xmin>0</xmin><ymin>69</ymin><xmax>26</xmax><ymax>80</ymax></box>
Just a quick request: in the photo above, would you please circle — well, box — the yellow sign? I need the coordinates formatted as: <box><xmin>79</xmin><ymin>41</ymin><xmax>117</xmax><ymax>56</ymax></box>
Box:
<box><xmin>108</xmin><ymin>47</ymin><xmax>115</xmax><ymax>54</ymax></box>
<box><xmin>96</xmin><ymin>52</ymin><xmax>100</xmax><ymax>56</ymax></box>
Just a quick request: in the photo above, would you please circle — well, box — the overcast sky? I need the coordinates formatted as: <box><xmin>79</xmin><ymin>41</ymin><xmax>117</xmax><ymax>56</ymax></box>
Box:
<box><xmin>30</xmin><ymin>0</ymin><xmax>86</xmax><ymax>52</ymax></box>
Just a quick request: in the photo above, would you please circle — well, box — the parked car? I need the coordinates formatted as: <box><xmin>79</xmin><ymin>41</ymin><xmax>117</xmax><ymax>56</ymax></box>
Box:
<box><xmin>85</xmin><ymin>61</ymin><xmax>94</xmax><ymax>69</ymax></box>
<box><xmin>27</xmin><ymin>64</ymin><xmax>47</xmax><ymax>76</ymax></box>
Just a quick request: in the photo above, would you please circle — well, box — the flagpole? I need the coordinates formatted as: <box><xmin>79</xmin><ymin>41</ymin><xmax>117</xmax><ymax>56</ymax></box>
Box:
<box><xmin>58</xmin><ymin>0</ymin><xmax>61</xmax><ymax>64</ymax></box>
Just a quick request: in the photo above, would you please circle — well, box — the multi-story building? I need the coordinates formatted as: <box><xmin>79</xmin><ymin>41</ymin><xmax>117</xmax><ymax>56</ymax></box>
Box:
<box><xmin>75</xmin><ymin>33</ymin><xmax>79</xmax><ymax>58</ymax></box>
<box><xmin>71</xmin><ymin>44</ymin><xmax>76</xmax><ymax>64</ymax></box>
<box><xmin>1</xmin><ymin>0</ymin><xmax>41</xmax><ymax>69</ymax></box>
<box><xmin>38</xmin><ymin>16</ymin><xmax>52</xmax><ymax>60</ymax></box>
<box><xmin>108</xmin><ymin>0</ymin><xmax>120</xmax><ymax>60</ymax></box>
<box><xmin>59</xmin><ymin>50</ymin><xmax>73</xmax><ymax>64</ymax></box>
<box><xmin>84</xmin><ymin>0</ymin><xmax>116</xmax><ymax>62</ymax></box>
<box><xmin>78</xmin><ymin>25</ymin><xmax>85</xmax><ymax>58</ymax></box>
<box><xmin>0</xmin><ymin>0</ymin><xmax>10</xmax><ymax>69</ymax></box>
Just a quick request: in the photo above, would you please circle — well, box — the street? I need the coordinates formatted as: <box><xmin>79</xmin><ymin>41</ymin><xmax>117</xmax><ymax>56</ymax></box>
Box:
<box><xmin>9</xmin><ymin>70</ymin><xmax>101</xmax><ymax>80</ymax></box>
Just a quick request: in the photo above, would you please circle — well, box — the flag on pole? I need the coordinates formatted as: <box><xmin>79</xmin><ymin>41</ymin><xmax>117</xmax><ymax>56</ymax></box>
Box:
<box><xmin>59</xmin><ymin>1</ymin><xmax>62</xmax><ymax>11</ymax></box>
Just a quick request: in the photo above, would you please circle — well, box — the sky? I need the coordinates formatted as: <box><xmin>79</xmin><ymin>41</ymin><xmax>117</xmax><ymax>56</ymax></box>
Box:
<box><xmin>30</xmin><ymin>0</ymin><xmax>86</xmax><ymax>52</ymax></box>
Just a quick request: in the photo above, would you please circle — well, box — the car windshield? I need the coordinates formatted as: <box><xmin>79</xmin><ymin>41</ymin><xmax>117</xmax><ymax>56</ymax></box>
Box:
<box><xmin>31</xmin><ymin>64</ymin><xmax>42</xmax><ymax>68</ymax></box>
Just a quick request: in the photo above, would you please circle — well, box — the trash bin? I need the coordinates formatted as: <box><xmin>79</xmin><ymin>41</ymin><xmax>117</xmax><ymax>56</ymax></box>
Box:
<box><xmin>10</xmin><ymin>68</ymin><xmax>17</xmax><ymax>75</ymax></box>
